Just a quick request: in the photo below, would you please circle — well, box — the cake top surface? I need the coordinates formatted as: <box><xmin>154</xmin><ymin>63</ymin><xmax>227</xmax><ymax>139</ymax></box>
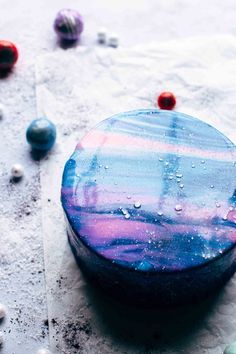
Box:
<box><xmin>61</xmin><ymin>109</ymin><xmax>236</xmax><ymax>273</ymax></box>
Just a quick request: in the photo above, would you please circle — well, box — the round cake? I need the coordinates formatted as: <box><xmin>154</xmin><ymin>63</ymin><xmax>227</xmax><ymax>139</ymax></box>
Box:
<box><xmin>61</xmin><ymin>109</ymin><xmax>236</xmax><ymax>305</ymax></box>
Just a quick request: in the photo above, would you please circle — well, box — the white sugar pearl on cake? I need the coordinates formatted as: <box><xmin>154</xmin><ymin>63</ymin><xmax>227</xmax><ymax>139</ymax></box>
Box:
<box><xmin>0</xmin><ymin>304</ymin><xmax>7</xmax><ymax>320</ymax></box>
<box><xmin>0</xmin><ymin>331</ymin><xmax>4</xmax><ymax>346</ymax></box>
<box><xmin>108</xmin><ymin>33</ymin><xmax>119</xmax><ymax>47</ymax></box>
<box><xmin>11</xmin><ymin>164</ymin><xmax>24</xmax><ymax>179</ymax></box>
<box><xmin>97</xmin><ymin>28</ymin><xmax>107</xmax><ymax>44</ymax></box>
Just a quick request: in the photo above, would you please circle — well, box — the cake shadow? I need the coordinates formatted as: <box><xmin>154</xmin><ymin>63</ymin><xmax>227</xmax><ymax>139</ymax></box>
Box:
<box><xmin>81</xmin><ymin>272</ymin><xmax>226</xmax><ymax>351</ymax></box>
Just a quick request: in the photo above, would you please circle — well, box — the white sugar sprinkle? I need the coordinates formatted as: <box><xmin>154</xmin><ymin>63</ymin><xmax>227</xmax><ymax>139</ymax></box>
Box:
<box><xmin>0</xmin><ymin>304</ymin><xmax>6</xmax><ymax>320</ymax></box>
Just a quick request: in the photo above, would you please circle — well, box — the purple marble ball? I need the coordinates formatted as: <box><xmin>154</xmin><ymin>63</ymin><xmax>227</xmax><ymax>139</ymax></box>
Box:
<box><xmin>54</xmin><ymin>9</ymin><xmax>84</xmax><ymax>41</ymax></box>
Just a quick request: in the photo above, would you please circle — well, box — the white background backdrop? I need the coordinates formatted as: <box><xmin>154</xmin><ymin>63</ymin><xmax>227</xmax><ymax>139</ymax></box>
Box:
<box><xmin>1</xmin><ymin>1</ymin><xmax>236</xmax><ymax>353</ymax></box>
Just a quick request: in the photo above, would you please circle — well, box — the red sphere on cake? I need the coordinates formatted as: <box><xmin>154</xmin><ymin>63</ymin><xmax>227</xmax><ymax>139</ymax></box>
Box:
<box><xmin>0</xmin><ymin>40</ymin><xmax>19</xmax><ymax>70</ymax></box>
<box><xmin>157</xmin><ymin>91</ymin><xmax>176</xmax><ymax>110</ymax></box>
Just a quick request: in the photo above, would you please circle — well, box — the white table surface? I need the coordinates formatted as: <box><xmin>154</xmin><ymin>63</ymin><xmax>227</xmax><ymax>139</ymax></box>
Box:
<box><xmin>1</xmin><ymin>1</ymin><xmax>236</xmax><ymax>353</ymax></box>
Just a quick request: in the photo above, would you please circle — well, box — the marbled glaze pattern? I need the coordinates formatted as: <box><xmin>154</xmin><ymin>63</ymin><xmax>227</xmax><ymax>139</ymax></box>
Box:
<box><xmin>62</xmin><ymin>109</ymin><xmax>236</xmax><ymax>273</ymax></box>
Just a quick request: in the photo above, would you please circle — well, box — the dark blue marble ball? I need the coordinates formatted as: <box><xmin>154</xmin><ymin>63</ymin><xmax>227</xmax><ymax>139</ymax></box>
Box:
<box><xmin>26</xmin><ymin>118</ymin><xmax>56</xmax><ymax>151</ymax></box>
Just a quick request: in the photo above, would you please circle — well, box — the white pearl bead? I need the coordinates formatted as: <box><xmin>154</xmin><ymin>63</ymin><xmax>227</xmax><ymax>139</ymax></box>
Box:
<box><xmin>97</xmin><ymin>28</ymin><xmax>107</xmax><ymax>44</ymax></box>
<box><xmin>108</xmin><ymin>33</ymin><xmax>119</xmax><ymax>48</ymax></box>
<box><xmin>0</xmin><ymin>103</ymin><xmax>4</xmax><ymax>119</ymax></box>
<box><xmin>0</xmin><ymin>331</ymin><xmax>4</xmax><ymax>346</ymax></box>
<box><xmin>11</xmin><ymin>164</ymin><xmax>24</xmax><ymax>179</ymax></box>
<box><xmin>0</xmin><ymin>304</ymin><xmax>7</xmax><ymax>320</ymax></box>
<box><xmin>36</xmin><ymin>349</ymin><xmax>52</xmax><ymax>354</ymax></box>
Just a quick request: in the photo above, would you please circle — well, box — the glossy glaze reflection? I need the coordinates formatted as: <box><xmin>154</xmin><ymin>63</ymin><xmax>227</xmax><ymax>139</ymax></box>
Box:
<box><xmin>61</xmin><ymin>109</ymin><xmax>236</xmax><ymax>304</ymax></box>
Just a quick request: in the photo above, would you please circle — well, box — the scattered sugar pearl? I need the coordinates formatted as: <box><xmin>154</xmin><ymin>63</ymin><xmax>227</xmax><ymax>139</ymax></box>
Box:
<box><xmin>134</xmin><ymin>201</ymin><xmax>141</xmax><ymax>209</ymax></box>
<box><xmin>11</xmin><ymin>164</ymin><xmax>24</xmax><ymax>179</ymax></box>
<box><xmin>121</xmin><ymin>208</ymin><xmax>129</xmax><ymax>215</ymax></box>
<box><xmin>0</xmin><ymin>304</ymin><xmax>7</xmax><ymax>320</ymax></box>
<box><xmin>108</xmin><ymin>33</ymin><xmax>119</xmax><ymax>48</ymax></box>
<box><xmin>0</xmin><ymin>103</ymin><xmax>4</xmax><ymax>119</ymax></box>
<box><xmin>175</xmin><ymin>204</ymin><xmax>182</xmax><ymax>212</ymax></box>
<box><xmin>36</xmin><ymin>349</ymin><xmax>52</xmax><ymax>354</ymax></box>
<box><xmin>0</xmin><ymin>331</ymin><xmax>4</xmax><ymax>346</ymax></box>
<box><xmin>97</xmin><ymin>28</ymin><xmax>107</xmax><ymax>44</ymax></box>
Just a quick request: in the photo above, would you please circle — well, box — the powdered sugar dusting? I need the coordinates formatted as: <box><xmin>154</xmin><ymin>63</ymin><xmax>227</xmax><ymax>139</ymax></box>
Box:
<box><xmin>36</xmin><ymin>36</ymin><xmax>236</xmax><ymax>353</ymax></box>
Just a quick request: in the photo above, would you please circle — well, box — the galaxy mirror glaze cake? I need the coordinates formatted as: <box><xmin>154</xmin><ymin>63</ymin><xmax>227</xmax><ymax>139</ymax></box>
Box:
<box><xmin>61</xmin><ymin>109</ymin><xmax>236</xmax><ymax>305</ymax></box>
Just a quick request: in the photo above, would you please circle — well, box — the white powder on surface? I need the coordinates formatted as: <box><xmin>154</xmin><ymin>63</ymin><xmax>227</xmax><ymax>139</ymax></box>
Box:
<box><xmin>0</xmin><ymin>59</ymin><xmax>49</xmax><ymax>354</ymax></box>
<box><xmin>0</xmin><ymin>304</ymin><xmax>7</xmax><ymax>320</ymax></box>
<box><xmin>36</xmin><ymin>35</ymin><xmax>236</xmax><ymax>354</ymax></box>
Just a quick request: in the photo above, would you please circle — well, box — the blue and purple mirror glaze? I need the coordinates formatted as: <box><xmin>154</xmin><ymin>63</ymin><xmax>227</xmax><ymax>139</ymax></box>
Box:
<box><xmin>61</xmin><ymin>109</ymin><xmax>236</xmax><ymax>305</ymax></box>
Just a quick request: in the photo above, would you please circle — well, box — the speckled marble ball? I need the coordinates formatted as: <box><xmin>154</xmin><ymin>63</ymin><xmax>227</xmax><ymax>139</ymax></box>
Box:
<box><xmin>0</xmin><ymin>40</ymin><xmax>18</xmax><ymax>70</ymax></box>
<box><xmin>26</xmin><ymin>118</ymin><xmax>56</xmax><ymax>151</ymax></box>
<box><xmin>54</xmin><ymin>9</ymin><xmax>84</xmax><ymax>41</ymax></box>
<box><xmin>224</xmin><ymin>342</ymin><xmax>236</xmax><ymax>354</ymax></box>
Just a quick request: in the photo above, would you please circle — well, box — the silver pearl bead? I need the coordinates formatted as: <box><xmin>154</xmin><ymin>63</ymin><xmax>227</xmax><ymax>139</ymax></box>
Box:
<box><xmin>108</xmin><ymin>33</ymin><xmax>119</xmax><ymax>48</ymax></box>
<box><xmin>11</xmin><ymin>164</ymin><xmax>24</xmax><ymax>179</ymax></box>
<box><xmin>97</xmin><ymin>28</ymin><xmax>107</xmax><ymax>44</ymax></box>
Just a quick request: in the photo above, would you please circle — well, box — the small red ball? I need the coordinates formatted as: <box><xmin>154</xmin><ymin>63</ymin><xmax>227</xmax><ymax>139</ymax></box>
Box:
<box><xmin>0</xmin><ymin>40</ymin><xmax>19</xmax><ymax>70</ymax></box>
<box><xmin>157</xmin><ymin>92</ymin><xmax>176</xmax><ymax>110</ymax></box>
